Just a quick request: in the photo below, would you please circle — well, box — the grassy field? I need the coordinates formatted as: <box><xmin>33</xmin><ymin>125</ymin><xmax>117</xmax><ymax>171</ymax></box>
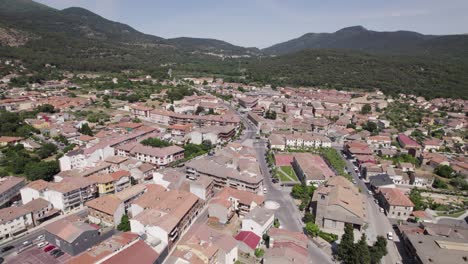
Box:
<box><xmin>279</xmin><ymin>166</ymin><xmax>299</xmax><ymax>181</ymax></box>
<box><xmin>436</xmin><ymin>209</ymin><xmax>466</xmax><ymax>218</ymax></box>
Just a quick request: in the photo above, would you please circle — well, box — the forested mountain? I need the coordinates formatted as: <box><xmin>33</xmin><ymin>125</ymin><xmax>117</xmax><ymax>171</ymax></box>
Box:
<box><xmin>247</xmin><ymin>49</ymin><xmax>468</xmax><ymax>99</ymax></box>
<box><xmin>262</xmin><ymin>26</ymin><xmax>468</xmax><ymax>58</ymax></box>
<box><xmin>0</xmin><ymin>0</ymin><xmax>256</xmax><ymax>71</ymax></box>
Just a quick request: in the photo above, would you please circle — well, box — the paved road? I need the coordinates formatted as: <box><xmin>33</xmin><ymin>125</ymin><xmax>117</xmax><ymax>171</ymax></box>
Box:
<box><xmin>233</xmin><ymin>107</ymin><xmax>333</xmax><ymax>264</ymax></box>
<box><xmin>342</xmin><ymin>153</ymin><xmax>403</xmax><ymax>264</ymax></box>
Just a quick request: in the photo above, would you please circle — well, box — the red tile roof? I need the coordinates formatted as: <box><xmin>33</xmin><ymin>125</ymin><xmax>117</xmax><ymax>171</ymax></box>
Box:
<box><xmin>235</xmin><ymin>231</ymin><xmax>261</xmax><ymax>250</ymax></box>
<box><xmin>379</xmin><ymin>188</ymin><xmax>414</xmax><ymax>207</ymax></box>
<box><xmin>102</xmin><ymin>240</ymin><xmax>159</xmax><ymax>264</ymax></box>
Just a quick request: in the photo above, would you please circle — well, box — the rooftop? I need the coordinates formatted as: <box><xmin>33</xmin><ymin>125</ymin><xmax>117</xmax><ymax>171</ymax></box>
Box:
<box><xmin>379</xmin><ymin>188</ymin><xmax>414</xmax><ymax>207</ymax></box>
<box><xmin>235</xmin><ymin>231</ymin><xmax>261</xmax><ymax>250</ymax></box>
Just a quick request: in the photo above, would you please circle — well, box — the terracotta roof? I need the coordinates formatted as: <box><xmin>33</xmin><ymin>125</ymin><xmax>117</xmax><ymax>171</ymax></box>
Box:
<box><xmin>22</xmin><ymin>198</ymin><xmax>50</xmax><ymax>212</ymax></box>
<box><xmin>235</xmin><ymin>231</ymin><xmax>261</xmax><ymax>250</ymax></box>
<box><xmin>45</xmin><ymin>219</ymin><xmax>97</xmax><ymax>243</ymax></box>
<box><xmin>0</xmin><ymin>207</ymin><xmax>30</xmax><ymax>225</ymax></box>
<box><xmin>25</xmin><ymin>179</ymin><xmax>49</xmax><ymax>191</ymax></box>
<box><xmin>86</xmin><ymin>195</ymin><xmax>122</xmax><ymax>216</ymax></box>
<box><xmin>213</xmin><ymin>187</ymin><xmax>264</xmax><ymax>206</ymax></box>
<box><xmin>109</xmin><ymin>170</ymin><xmax>131</xmax><ymax>181</ymax></box>
<box><xmin>0</xmin><ymin>176</ymin><xmax>25</xmax><ymax>194</ymax></box>
<box><xmin>379</xmin><ymin>188</ymin><xmax>414</xmax><ymax>207</ymax></box>
<box><xmin>69</xmin><ymin>232</ymin><xmax>139</xmax><ymax>264</ymax></box>
<box><xmin>102</xmin><ymin>240</ymin><xmax>159</xmax><ymax>264</ymax></box>
<box><xmin>0</xmin><ymin>136</ymin><xmax>23</xmax><ymax>143</ymax></box>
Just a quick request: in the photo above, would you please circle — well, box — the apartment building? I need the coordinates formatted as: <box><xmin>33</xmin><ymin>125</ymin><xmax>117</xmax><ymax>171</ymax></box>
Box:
<box><xmin>0</xmin><ymin>207</ymin><xmax>33</xmax><ymax>241</ymax></box>
<box><xmin>377</xmin><ymin>188</ymin><xmax>414</xmax><ymax>220</ymax></box>
<box><xmin>0</xmin><ymin>176</ymin><xmax>26</xmax><ymax>208</ymax></box>
<box><xmin>292</xmin><ymin>153</ymin><xmax>336</xmax><ymax>185</ymax></box>
<box><xmin>86</xmin><ymin>194</ymin><xmax>125</xmax><ymax>227</ymax></box>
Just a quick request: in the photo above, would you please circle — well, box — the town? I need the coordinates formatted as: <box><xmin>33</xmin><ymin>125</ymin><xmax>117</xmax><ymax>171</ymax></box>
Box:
<box><xmin>0</xmin><ymin>57</ymin><xmax>466</xmax><ymax>264</ymax></box>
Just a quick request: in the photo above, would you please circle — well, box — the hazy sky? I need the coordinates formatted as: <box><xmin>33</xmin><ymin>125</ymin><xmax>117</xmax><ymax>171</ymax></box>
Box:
<box><xmin>36</xmin><ymin>0</ymin><xmax>468</xmax><ymax>48</ymax></box>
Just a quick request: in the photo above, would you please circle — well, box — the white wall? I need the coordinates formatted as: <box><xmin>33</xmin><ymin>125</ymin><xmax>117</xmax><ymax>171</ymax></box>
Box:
<box><xmin>20</xmin><ymin>188</ymin><xmax>40</xmax><ymax>204</ymax></box>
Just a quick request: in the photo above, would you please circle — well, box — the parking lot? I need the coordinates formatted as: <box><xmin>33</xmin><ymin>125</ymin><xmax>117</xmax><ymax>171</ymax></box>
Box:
<box><xmin>4</xmin><ymin>245</ymin><xmax>71</xmax><ymax>264</ymax></box>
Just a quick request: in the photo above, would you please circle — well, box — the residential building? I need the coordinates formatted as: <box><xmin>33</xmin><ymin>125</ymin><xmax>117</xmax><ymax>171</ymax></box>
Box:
<box><xmin>366</xmin><ymin>135</ymin><xmax>392</xmax><ymax>149</ymax></box>
<box><xmin>377</xmin><ymin>188</ymin><xmax>414</xmax><ymax>220</ymax></box>
<box><xmin>168</xmin><ymin>224</ymin><xmax>238</xmax><ymax>264</ymax></box>
<box><xmin>117</xmin><ymin>143</ymin><xmax>184</xmax><ymax>168</ymax></box>
<box><xmin>22</xmin><ymin>198</ymin><xmax>59</xmax><ymax>226</ymax></box>
<box><xmin>208</xmin><ymin>187</ymin><xmax>264</xmax><ymax>224</ymax></box>
<box><xmin>189</xmin><ymin>175</ymin><xmax>215</xmax><ymax>202</ymax></box>
<box><xmin>241</xmin><ymin>207</ymin><xmax>275</xmax><ymax>236</ymax></box>
<box><xmin>234</xmin><ymin>231</ymin><xmax>261</xmax><ymax>255</ymax></box>
<box><xmin>238</xmin><ymin>97</ymin><xmax>258</xmax><ymax>109</ymax></box>
<box><xmin>0</xmin><ymin>207</ymin><xmax>33</xmax><ymax>241</ymax></box>
<box><xmin>130</xmin><ymin>185</ymin><xmax>202</xmax><ymax>252</ymax></box>
<box><xmin>188</xmin><ymin>125</ymin><xmax>236</xmax><ymax>145</ymax></box>
<box><xmin>86</xmin><ymin>195</ymin><xmax>125</xmax><ymax>227</ymax></box>
<box><xmin>0</xmin><ymin>176</ymin><xmax>25</xmax><ymax>208</ymax></box>
<box><xmin>311</xmin><ymin>176</ymin><xmax>367</xmax><ymax>234</ymax></box>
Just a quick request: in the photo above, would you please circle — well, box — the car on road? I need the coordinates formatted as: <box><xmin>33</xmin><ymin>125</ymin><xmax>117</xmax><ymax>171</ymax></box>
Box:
<box><xmin>44</xmin><ymin>245</ymin><xmax>55</xmax><ymax>252</ymax></box>
<box><xmin>22</xmin><ymin>240</ymin><xmax>31</xmax><ymax>246</ymax></box>
<box><xmin>1</xmin><ymin>245</ymin><xmax>14</xmax><ymax>253</ymax></box>
<box><xmin>368</xmin><ymin>190</ymin><xmax>373</xmax><ymax>195</ymax></box>
<box><xmin>379</xmin><ymin>207</ymin><xmax>385</xmax><ymax>213</ymax></box>
<box><xmin>37</xmin><ymin>242</ymin><xmax>49</xmax><ymax>248</ymax></box>
<box><xmin>387</xmin><ymin>232</ymin><xmax>393</xmax><ymax>240</ymax></box>
<box><xmin>263</xmin><ymin>187</ymin><xmax>268</xmax><ymax>194</ymax></box>
<box><xmin>36</xmin><ymin>234</ymin><xmax>45</xmax><ymax>240</ymax></box>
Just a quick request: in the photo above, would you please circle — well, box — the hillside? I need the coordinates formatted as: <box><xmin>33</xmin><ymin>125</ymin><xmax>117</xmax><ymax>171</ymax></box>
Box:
<box><xmin>262</xmin><ymin>26</ymin><xmax>468</xmax><ymax>58</ymax></box>
<box><xmin>166</xmin><ymin>37</ymin><xmax>261</xmax><ymax>55</ymax></box>
<box><xmin>247</xmin><ymin>49</ymin><xmax>468</xmax><ymax>99</ymax></box>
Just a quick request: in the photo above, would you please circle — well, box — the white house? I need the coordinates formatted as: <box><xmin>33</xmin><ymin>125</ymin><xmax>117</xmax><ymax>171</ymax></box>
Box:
<box><xmin>241</xmin><ymin>207</ymin><xmax>274</xmax><ymax>237</ymax></box>
<box><xmin>0</xmin><ymin>207</ymin><xmax>33</xmax><ymax>241</ymax></box>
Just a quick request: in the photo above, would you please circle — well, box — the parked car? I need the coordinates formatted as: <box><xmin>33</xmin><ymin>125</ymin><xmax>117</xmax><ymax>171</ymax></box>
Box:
<box><xmin>379</xmin><ymin>207</ymin><xmax>385</xmax><ymax>213</ymax></box>
<box><xmin>50</xmin><ymin>249</ymin><xmax>60</xmax><ymax>255</ymax></box>
<box><xmin>387</xmin><ymin>232</ymin><xmax>393</xmax><ymax>240</ymax></box>
<box><xmin>1</xmin><ymin>245</ymin><xmax>14</xmax><ymax>253</ymax></box>
<box><xmin>37</xmin><ymin>242</ymin><xmax>48</xmax><ymax>248</ymax></box>
<box><xmin>263</xmin><ymin>187</ymin><xmax>268</xmax><ymax>194</ymax></box>
<box><xmin>44</xmin><ymin>245</ymin><xmax>55</xmax><ymax>252</ymax></box>
<box><xmin>54</xmin><ymin>251</ymin><xmax>64</xmax><ymax>258</ymax></box>
<box><xmin>368</xmin><ymin>190</ymin><xmax>373</xmax><ymax>195</ymax></box>
<box><xmin>36</xmin><ymin>234</ymin><xmax>45</xmax><ymax>240</ymax></box>
<box><xmin>22</xmin><ymin>241</ymin><xmax>31</xmax><ymax>246</ymax></box>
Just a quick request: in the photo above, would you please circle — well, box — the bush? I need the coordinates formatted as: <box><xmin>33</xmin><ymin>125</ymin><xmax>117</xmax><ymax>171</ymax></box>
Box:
<box><xmin>318</xmin><ymin>231</ymin><xmax>338</xmax><ymax>243</ymax></box>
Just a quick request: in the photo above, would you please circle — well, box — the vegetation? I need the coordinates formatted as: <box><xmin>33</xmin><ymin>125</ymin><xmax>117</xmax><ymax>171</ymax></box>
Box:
<box><xmin>0</xmin><ymin>110</ymin><xmax>37</xmax><ymax>137</ymax></box>
<box><xmin>360</xmin><ymin>104</ymin><xmax>371</xmax><ymax>114</ymax></box>
<box><xmin>434</xmin><ymin>165</ymin><xmax>455</xmax><ymax>178</ymax></box>
<box><xmin>409</xmin><ymin>188</ymin><xmax>425</xmax><ymax>211</ymax></box>
<box><xmin>382</xmin><ymin>102</ymin><xmax>428</xmax><ymax>131</ymax></box>
<box><xmin>117</xmin><ymin>214</ymin><xmax>131</xmax><ymax>231</ymax></box>
<box><xmin>337</xmin><ymin>224</ymin><xmax>387</xmax><ymax>264</ymax></box>
<box><xmin>254</xmin><ymin>248</ymin><xmax>265</xmax><ymax>258</ymax></box>
<box><xmin>318</xmin><ymin>148</ymin><xmax>347</xmax><ymax>176</ymax></box>
<box><xmin>291</xmin><ymin>184</ymin><xmax>316</xmax><ymax>211</ymax></box>
<box><xmin>183</xmin><ymin>141</ymin><xmax>212</xmax><ymax>160</ymax></box>
<box><xmin>273</xmin><ymin>218</ymin><xmax>280</xmax><ymax>228</ymax></box>
<box><xmin>24</xmin><ymin>160</ymin><xmax>59</xmax><ymax>182</ymax></box>
<box><xmin>264</xmin><ymin>110</ymin><xmax>277</xmax><ymax>120</ymax></box>
<box><xmin>278</xmin><ymin>166</ymin><xmax>299</xmax><ymax>181</ymax></box>
<box><xmin>37</xmin><ymin>143</ymin><xmax>58</xmax><ymax>159</ymax></box>
<box><xmin>305</xmin><ymin>222</ymin><xmax>320</xmax><ymax>237</ymax></box>
<box><xmin>78</xmin><ymin>123</ymin><xmax>93</xmax><ymax>136</ymax></box>
<box><xmin>141</xmin><ymin>138</ymin><xmax>172</xmax><ymax>148</ymax></box>
<box><xmin>432</xmin><ymin>178</ymin><xmax>449</xmax><ymax>189</ymax></box>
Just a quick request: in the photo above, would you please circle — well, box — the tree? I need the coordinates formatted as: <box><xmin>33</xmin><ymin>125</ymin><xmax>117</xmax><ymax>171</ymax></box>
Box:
<box><xmin>432</xmin><ymin>178</ymin><xmax>448</xmax><ymax>189</ymax></box>
<box><xmin>362</xmin><ymin>121</ymin><xmax>378</xmax><ymax>132</ymax></box>
<box><xmin>36</xmin><ymin>104</ymin><xmax>55</xmax><ymax>113</ymax></box>
<box><xmin>409</xmin><ymin>188</ymin><xmax>425</xmax><ymax>211</ymax></box>
<box><xmin>273</xmin><ymin>218</ymin><xmax>280</xmax><ymax>228</ymax></box>
<box><xmin>262</xmin><ymin>233</ymin><xmax>270</xmax><ymax>248</ymax></box>
<box><xmin>168</xmin><ymin>105</ymin><xmax>175</xmax><ymax>112</ymax></box>
<box><xmin>254</xmin><ymin>248</ymin><xmax>265</xmax><ymax>258</ymax></box>
<box><xmin>117</xmin><ymin>214</ymin><xmax>131</xmax><ymax>231</ymax></box>
<box><xmin>434</xmin><ymin>165</ymin><xmax>454</xmax><ymax>178</ymax></box>
<box><xmin>37</xmin><ymin>143</ymin><xmax>58</xmax><ymax>159</ymax></box>
<box><xmin>337</xmin><ymin>224</ymin><xmax>356</xmax><ymax>264</ymax></box>
<box><xmin>141</xmin><ymin>137</ymin><xmax>172</xmax><ymax>147</ymax></box>
<box><xmin>361</xmin><ymin>104</ymin><xmax>372</xmax><ymax>114</ymax></box>
<box><xmin>195</xmin><ymin>106</ymin><xmax>205</xmax><ymax>115</ymax></box>
<box><xmin>356</xmin><ymin>234</ymin><xmax>371</xmax><ymax>264</ymax></box>
<box><xmin>305</xmin><ymin>222</ymin><xmax>320</xmax><ymax>237</ymax></box>
<box><xmin>370</xmin><ymin>236</ymin><xmax>387</xmax><ymax>264</ymax></box>
<box><xmin>24</xmin><ymin>160</ymin><xmax>59</xmax><ymax>182</ymax></box>
<box><xmin>78</xmin><ymin>123</ymin><xmax>93</xmax><ymax>136</ymax></box>
<box><xmin>302</xmin><ymin>212</ymin><xmax>315</xmax><ymax>223</ymax></box>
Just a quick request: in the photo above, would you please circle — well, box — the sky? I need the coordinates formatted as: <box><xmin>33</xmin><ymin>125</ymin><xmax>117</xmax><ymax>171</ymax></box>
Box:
<box><xmin>35</xmin><ymin>0</ymin><xmax>468</xmax><ymax>48</ymax></box>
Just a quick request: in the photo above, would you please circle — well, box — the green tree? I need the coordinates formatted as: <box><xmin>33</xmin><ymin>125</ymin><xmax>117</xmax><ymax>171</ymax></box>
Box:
<box><xmin>361</xmin><ymin>104</ymin><xmax>372</xmax><ymax>114</ymax></box>
<box><xmin>37</xmin><ymin>143</ymin><xmax>58</xmax><ymax>159</ymax></box>
<box><xmin>117</xmin><ymin>214</ymin><xmax>131</xmax><ymax>231</ymax></box>
<box><xmin>78</xmin><ymin>123</ymin><xmax>93</xmax><ymax>136</ymax></box>
<box><xmin>36</xmin><ymin>104</ymin><xmax>55</xmax><ymax>113</ymax></box>
<box><xmin>356</xmin><ymin>234</ymin><xmax>371</xmax><ymax>264</ymax></box>
<box><xmin>432</xmin><ymin>178</ymin><xmax>448</xmax><ymax>189</ymax></box>
<box><xmin>409</xmin><ymin>188</ymin><xmax>425</xmax><ymax>211</ymax></box>
<box><xmin>141</xmin><ymin>137</ymin><xmax>172</xmax><ymax>147</ymax></box>
<box><xmin>363</xmin><ymin>121</ymin><xmax>378</xmax><ymax>133</ymax></box>
<box><xmin>337</xmin><ymin>224</ymin><xmax>356</xmax><ymax>264</ymax></box>
<box><xmin>273</xmin><ymin>218</ymin><xmax>280</xmax><ymax>228</ymax></box>
<box><xmin>254</xmin><ymin>248</ymin><xmax>265</xmax><ymax>258</ymax></box>
<box><xmin>305</xmin><ymin>222</ymin><xmax>320</xmax><ymax>237</ymax></box>
<box><xmin>262</xmin><ymin>233</ymin><xmax>270</xmax><ymax>248</ymax></box>
<box><xmin>302</xmin><ymin>212</ymin><xmax>315</xmax><ymax>223</ymax></box>
<box><xmin>370</xmin><ymin>236</ymin><xmax>388</xmax><ymax>264</ymax></box>
<box><xmin>434</xmin><ymin>165</ymin><xmax>454</xmax><ymax>178</ymax></box>
<box><xmin>24</xmin><ymin>161</ymin><xmax>60</xmax><ymax>182</ymax></box>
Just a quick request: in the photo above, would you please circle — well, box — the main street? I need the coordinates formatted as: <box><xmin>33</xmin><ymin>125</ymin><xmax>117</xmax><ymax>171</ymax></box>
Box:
<box><xmin>343</xmin><ymin>155</ymin><xmax>403</xmax><ymax>264</ymax></box>
<box><xmin>232</xmin><ymin>104</ymin><xmax>333</xmax><ymax>264</ymax></box>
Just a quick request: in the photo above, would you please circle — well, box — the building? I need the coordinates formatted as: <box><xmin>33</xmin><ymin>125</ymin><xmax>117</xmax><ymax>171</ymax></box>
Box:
<box><xmin>69</xmin><ymin>232</ymin><xmax>143</xmax><ymax>264</ymax></box>
<box><xmin>0</xmin><ymin>207</ymin><xmax>33</xmax><ymax>241</ymax></box>
<box><xmin>186</xmin><ymin>158</ymin><xmax>264</xmax><ymax>194</ymax></box>
<box><xmin>292</xmin><ymin>153</ymin><xmax>335</xmax><ymax>185</ymax></box>
<box><xmin>0</xmin><ymin>176</ymin><xmax>26</xmax><ymax>208</ymax></box>
<box><xmin>397</xmin><ymin>133</ymin><xmax>421</xmax><ymax>156</ymax></box>
<box><xmin>188</xmin><ymin>125</ymin><xmax>236</xmax><ymax>145</ymax></box>
<box><xmin>377</xmin><ymin>188</ymin><xmax>414</xmax><ymax>220</ymax></box>
<box><xmin>117</xmin><ymin>143</ymin><xmax>184</xmax><ymax>168</ymax></box>
<box><xmin>366</xmin><ymin>135</ymin><xmax>392</xmax><ymax>149</ymax></box>
<box><xmin>241</xmin><ymin>207</ymin><xmax>275</xmax><ymax>237</ymax></box>
<box><xmin>89</xmin><ymin>170</ymin><xmax>132</xmax><ymax>196</ymax></box>
<box><xmin>402</xmin><ymin>230</ymin><xmax>468</xmax><ymax>264</ymax></box>
<box><xmin>45</xmin><ymin>219</ymin><xmax>103</xmax><ymax>256</ymax></box>
<box><xmin>114</xmin><ymin>184</ymin><xmax>147</xmax><ymax>213</ymax></box>
<box><xmin>234</xmin><ymin>231</ymin><xmax>261</xmax><ymax>255</ymax></box>
<box><xmin>86</xmin><ymin>195</ymin><xmax>125</xmax><ymax>227</ymax></box>
<box><xmin>22</xmin><ymin>198</ymin><xmax>59</xmax><ymax>226</ymax></box>
<box><xmin>311</xmin><ymin>176</ymin><xmax>367</xmax><ymax>234</ymax></box>
<box><xmin>130</xmin><ymin>185</ymin><xmax>202</xmax><ymax>252</ymax></box>
<box><xmin>0</xmin><ymin>136</ymin><xmax>23</xmax><ymax>146</ymax></box>
<box><xmin>238</xmin><ymin>97</ymin><xmax>258</xmax><ymax>109</ymax></box>
<box><xmin>168</xmin><ymin>224</ymin><xmax>238</xmax><ymax>264</ymax></box>
<box><xmin>21</xmin><ymin>178</ymin><xmax>96</xmax><ymax>212</ymax></box>
<box><xmin>208</xmin><ymin>187</ymin><xmax>264</xmax><ymax>224</ymax></box>
<box><xmin>189</xmin><ymin>175</ymin><xmax>215</xmax><ymax>202</ymax></box>
<box><xmin>284</xmin><ymin>133</ymin><xmax>332</xmax><ymax>149</ymax></box>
